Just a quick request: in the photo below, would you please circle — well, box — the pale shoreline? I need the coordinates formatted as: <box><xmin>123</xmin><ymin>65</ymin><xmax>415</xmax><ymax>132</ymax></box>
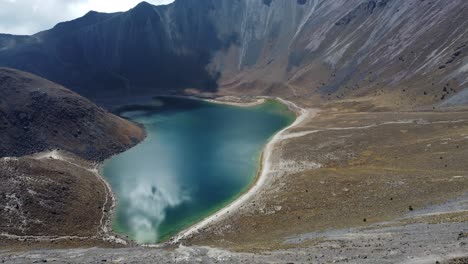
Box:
<box><xmin>156</xmin><ymin>94</ymin><xmax>267</xmax><ymax>107</ymax></box>
<box><xmin>201</xmin><ymin>97</ymin><xmax>266</xmax><ymax>107</ymax></box>
<box><xmin>167</xmin><ymin>96</ymin><xmax>318</xmax><ymax>245</ymax></box>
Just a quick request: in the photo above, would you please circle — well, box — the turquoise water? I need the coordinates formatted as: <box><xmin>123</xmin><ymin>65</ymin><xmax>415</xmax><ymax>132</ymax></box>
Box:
<box><xmin>102</xmin><ymin>97</ymin><xmax>294</xmax><ymax>244</ymax></box>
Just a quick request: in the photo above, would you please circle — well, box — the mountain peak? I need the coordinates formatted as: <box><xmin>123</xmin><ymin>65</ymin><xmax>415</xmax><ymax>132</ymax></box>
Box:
<box><xmin>131</xmin><ymin>1</ymin><xmax>157</xmax><ymax>14</ymax></box>
<box><xmin>83</xmin><ymin>10</ymin><xmax>100</xmax><ymax>18</ymax></box>
<box><xmin>85</xmin><ymin>10</ymin><xmax>98</xmax><ymax>15</ymax></box>
<box><xmin>134</xmin><ymin>1</ymin><xmax>155</xmax><ymax>9</ymax></box>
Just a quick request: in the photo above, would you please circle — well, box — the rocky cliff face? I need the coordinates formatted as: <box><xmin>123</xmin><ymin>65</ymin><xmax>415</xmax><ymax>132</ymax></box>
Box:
<box><xmin>0</xmin><ymin>0</ymin><xmax>467</xmax><ymax>108</ymax></box>
<box><xmin>208</xmin><ymin>0</ymin><xmax>468</xmax><ymax>108</ymax></box>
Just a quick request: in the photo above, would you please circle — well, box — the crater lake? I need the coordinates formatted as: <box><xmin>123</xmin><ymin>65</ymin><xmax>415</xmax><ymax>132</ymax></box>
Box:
<box><xmin>102</xmin><ymin>96</ymin><xmax>295</xmax><ymax>244</ymax></box>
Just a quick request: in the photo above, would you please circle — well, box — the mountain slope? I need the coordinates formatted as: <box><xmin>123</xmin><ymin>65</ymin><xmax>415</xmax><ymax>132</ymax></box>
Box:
<box><xmin>0</xmin><ymin>67</ymin><xmax>144</xmax><ymax>161</ymax></box>
<box><xmin>0</xmin><ymin>0</ymin><xmax>467</xmax><ymax>107</ymax></box>
<box><xmin>0</xmin><ymin>68</ymin><xmax>144</xmax><ymax>244</ymax></box>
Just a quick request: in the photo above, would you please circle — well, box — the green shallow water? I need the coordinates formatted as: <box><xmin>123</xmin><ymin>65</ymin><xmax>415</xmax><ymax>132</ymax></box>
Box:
<box><xmin>102</xmin><ymin>97</ymin><xmax>295</xmax><ymax>244</ymax></box>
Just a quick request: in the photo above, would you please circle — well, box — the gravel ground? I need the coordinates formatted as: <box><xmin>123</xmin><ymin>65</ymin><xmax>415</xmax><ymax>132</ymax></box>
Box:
<box><xmin>2</xmin><ymin>197</ymin><xmax>467</xmax><ymax>264</ymax></box>
<box><xmin>1</xmin><ymin>222</ymin><xmax>466</xmax><ymax>264</ymax></box>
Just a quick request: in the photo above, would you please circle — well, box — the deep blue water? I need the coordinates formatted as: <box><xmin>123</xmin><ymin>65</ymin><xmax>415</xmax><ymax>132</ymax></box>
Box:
<box><xmin>102</xmin><ymin>97</ymin><xmax>294</xmax><ymax>244</ymax></box>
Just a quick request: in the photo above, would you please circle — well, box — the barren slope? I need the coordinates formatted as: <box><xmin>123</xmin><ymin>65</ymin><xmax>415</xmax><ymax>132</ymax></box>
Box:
<box><xmin>0</xmin><ymin>67</ymin><xmax>144</xmax><ymax>161</ymax></box>
<box><xmin>0</xmin><ymin>68</ymin><xmax>144</xmax><ymax>247</ymax></box>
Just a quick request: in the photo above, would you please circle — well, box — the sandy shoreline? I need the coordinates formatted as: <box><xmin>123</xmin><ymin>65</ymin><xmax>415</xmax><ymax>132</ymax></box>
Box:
<box><xmin>201</xmin><ymin>97</ymin><xmax>266</xmax><ymax>107</ymax></box>
<box><xmin>155</xmin><ymin>94</ymin><xmax>266</xmax><ymax>107</ymax></box>
<box><xmin>167</xmin><ymin>97</ymin><xmax>318</xmax><ymax>245</ymax></box>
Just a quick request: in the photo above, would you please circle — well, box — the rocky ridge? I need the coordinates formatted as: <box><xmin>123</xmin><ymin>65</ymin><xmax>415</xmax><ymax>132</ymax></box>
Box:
<box><xmin>0</xmin><ymin>0</ymin><xmax>465</xmax><ymax>109</ymax></box>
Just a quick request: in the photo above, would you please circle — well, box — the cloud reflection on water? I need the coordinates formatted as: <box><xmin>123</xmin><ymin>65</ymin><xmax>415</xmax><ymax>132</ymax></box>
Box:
<box><xmin>125</xmin><ymin>178</ymin><xmax>189</xmax><ymax>243</ymax></box>
<box><xmin>108</xmin><ymin>109</ymin><xmax>191</xmax><ymax>243</ymax></box>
